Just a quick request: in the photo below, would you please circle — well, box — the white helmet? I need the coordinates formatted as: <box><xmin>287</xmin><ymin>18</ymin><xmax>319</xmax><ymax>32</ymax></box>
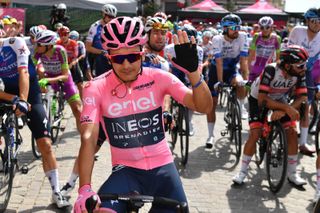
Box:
<box><xmin>35</xmin><ymin>30</ymin><xmax>58</xmax><ymax>46</ymax></box>
<box><xmin>258</xmin><ymin>16</ymin><xmax>274</xmax><ymax>27</ymax></box>
<box><xmin>29</xmin><ymin>26</ymin><xmax>45</xmax><ymax>37</ymax></box>
<box><xmin>69</xmin><ymin>30</ymin><xmax>79</xmax><ymax>40</ymax></box>
<box><xmin>57</xmin><ymin>3</ymin><xmax>67</xmax><ymax>10</ymax></box>
<box><xmin>102</xmin><ymin>4</ymin><xmax>117</xmax><ymax>18</ymax></box>
<box><xmin>145</xmin><ymin>17</ymin><xmax>168</xmax><ymax>33</ymax></box>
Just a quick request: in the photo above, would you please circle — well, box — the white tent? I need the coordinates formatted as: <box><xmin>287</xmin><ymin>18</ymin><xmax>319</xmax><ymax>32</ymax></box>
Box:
<box><xmin>12</xmin><ymin>0</ymin><xmax>137</xmax><ymax>14</ymax></box>
<box><xmin>284</xmin><ymin>0</ymin><xmax>320</xmax><ymax>14</ymax></box>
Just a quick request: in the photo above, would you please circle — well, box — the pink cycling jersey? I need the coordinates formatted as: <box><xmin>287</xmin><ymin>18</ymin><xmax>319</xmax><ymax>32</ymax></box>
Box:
<box><xmin>81</xmin><ymin>67</ymin><xmax>189</xmax><ymax>170</ymax></box>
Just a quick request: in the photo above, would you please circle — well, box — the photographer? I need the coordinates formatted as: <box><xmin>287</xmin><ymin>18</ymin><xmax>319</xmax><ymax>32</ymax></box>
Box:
<box><xmin>49</xmin><ymin>3</ymin><xmax>70</xmax><ymax>30</ymax></box>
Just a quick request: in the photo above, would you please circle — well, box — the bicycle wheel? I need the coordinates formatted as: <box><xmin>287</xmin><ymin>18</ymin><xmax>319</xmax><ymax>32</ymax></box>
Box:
<box><xmin>230</xmin><ymin>99</ymin><xmax>242</xmax><ymax>162</ymax></box>
<box><xmin>179</xmin><ymin>106</ymin><xmax>189</xmax><ymax>166</ymax></box>
<box><xmin>169</xmin><ymin>100</ymin><xmax>179</xmax><ymax>149</ymax></box>
<box><xmin>0</xmin><ymin>135</ymin><xmax>14</xmax><ymax>213</ymax></box>
<box><xmin>309</xmin><ymin>100</ymin><xmax>319</xmax><ymax>135</ymax></box>
<box><xmin>266</xmin><ymin>122</ymin><xmax>287</xmax><ymax>193</ymax></box>
<box><xmin>31</xmin><ymin>134</ymin><xmax>41</xmax><ymax>159</ymax></box>
<box><xmin>50</xmin><ymin>95</ymin><xmax>62</xmax><ymax>144</ymax></box>
<box><xmin>255</xmin><ymin>138</ymin><xmax>266</xmax><ymax>167</ymax></box>
<box><xmin>315</xmin><ymin>120</ymin><xmax>320</xmax><ymax>154</ymax></box>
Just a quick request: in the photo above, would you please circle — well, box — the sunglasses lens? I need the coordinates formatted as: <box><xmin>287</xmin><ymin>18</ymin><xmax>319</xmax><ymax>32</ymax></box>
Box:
<box><xmin>297</xmin><ymin>63</ymin><xmax>306</xmax><ymax>69</ymax></box>
<box><xmin>110</xmin><ymin>53</ymin><xmax>141</xmax><ymax>64</ymax></box>
<box><xmin>261</xmin><ymin>26</ymin><xmax>270</xmax><ymax>30</ymax></box>
<box><xmin>229</xmin><ymin>26</ymin><xmax>240</xmax><ymax>31</ymax></box>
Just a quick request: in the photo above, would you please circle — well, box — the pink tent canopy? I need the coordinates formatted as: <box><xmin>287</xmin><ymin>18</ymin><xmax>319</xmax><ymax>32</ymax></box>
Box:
<box><xmin>237</xmin><ymin>0</ymin><xmax>286</xmax><ymax>15</ymax></box>
<box><xmin>184</xmin><ymin>0</ymin><xmax>229</xmax><ymax>13</ymax></box>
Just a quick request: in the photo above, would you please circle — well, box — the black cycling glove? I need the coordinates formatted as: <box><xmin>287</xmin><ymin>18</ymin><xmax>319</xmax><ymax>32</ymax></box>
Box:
<box><xmin>171</xmin><ymin>43</ymin><xmax>198</xmax><ymax>74</ymax></box>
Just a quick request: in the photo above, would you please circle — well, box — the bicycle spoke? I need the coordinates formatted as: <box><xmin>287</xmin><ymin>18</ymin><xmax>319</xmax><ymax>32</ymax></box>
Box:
<box><xmin>266</xmin><ymin>123</ymin><xmax>287</xmax><ymax>193</ymax></box>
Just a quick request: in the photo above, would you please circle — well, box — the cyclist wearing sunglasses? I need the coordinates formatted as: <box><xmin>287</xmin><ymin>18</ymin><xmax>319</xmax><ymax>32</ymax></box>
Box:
<box><xmin>74</xmin><ymin>16</ymin><xmax>212</xmax><ymax>213</ymax></box>
<box><xmin>0</xmin><ymin>34</ymin><xmax>70</xmax><ymax>208</ymax></box>
<box><xmin>33</xmin><ymin>30</ymin><xmax>82</xmax><ymax>132</ymax></box>
<box><xmin>206</xmin><ymin>13</ymin><xmax>249</xmax><ymax>148</ymax></box>
<box><xmin>248</xmin><ymin>16</ymin><xmax>281</xmax><ymax>82</ymax></box>
<box><xmin>85</xmin><ymin>4</ymin><xmax>117</xmax><ymax>78</ymax></box>
<box><xmin>143</xmin><ymin>16</ymin><xmax>170</xmax><ymax>72</ymax></box>
<box><xmin>233</xmin><ymin>45</ymin><xmax>309</xmax><ymax>186</ymax></box>
<box><xmin>288</xmin><ymin>7</ymin><xmax>320</xmax><ymax>156</ymax></box>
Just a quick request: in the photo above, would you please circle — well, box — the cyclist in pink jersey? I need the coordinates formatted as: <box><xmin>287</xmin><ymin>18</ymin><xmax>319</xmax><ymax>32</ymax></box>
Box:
<box><xmin>73</xmin><ymin>16</ymin><xmax>212</xmax><ymax>213</ymax></box>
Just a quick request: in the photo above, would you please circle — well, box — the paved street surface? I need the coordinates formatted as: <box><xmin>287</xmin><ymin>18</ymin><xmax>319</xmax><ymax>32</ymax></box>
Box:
<box><xmin>4</xmin><ymin>105</ymin><xmax>319</xmax><ymax>212</ymax></box>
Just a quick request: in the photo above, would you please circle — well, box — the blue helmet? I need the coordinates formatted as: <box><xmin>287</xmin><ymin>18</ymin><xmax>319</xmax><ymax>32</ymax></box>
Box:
<box><xmin>304</xmin><ymin>8</ymin><xmax>320</xmax><ymax>19</ymax></box>
<box><xmin>221</xmin><ymin>14</ymin><xmax>242</xmax><ymax>27</ymax></box>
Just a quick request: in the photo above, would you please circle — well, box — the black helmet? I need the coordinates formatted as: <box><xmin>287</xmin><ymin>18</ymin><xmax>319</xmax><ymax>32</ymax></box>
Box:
<box><xmin>180</xmin><ymin>24</ymin><xmax>197</xmax><ymax>40</ymax></box>
<box><xmin>280</xmin><ymin>45</ymin><xmax>309</xmax><ymax>65</ymax></box>
<box><xmin>221</xmin><ymin>14</ymin><xmax>242</xmax><ymax>27</ymax></box>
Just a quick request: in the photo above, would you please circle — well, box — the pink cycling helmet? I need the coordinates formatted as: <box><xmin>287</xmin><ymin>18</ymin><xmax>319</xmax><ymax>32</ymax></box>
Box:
<box><xmin>101</xmin><ymin>16</ymin><xmax>147</xmax><ymax>50</ymax></box>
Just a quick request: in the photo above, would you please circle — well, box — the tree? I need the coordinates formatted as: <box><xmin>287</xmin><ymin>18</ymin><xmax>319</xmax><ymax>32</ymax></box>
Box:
<box><xmin>143</xmin><ymin>2</ymin><xmax>161</xmax><ymax>17</ymax></box>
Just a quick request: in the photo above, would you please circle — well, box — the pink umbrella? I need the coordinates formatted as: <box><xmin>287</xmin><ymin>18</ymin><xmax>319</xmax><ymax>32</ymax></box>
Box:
<box><xmin>185</xmin><ymin>0</ymin><xmax>229</xmax><ymax>13</ymax></box>
<box><xmin>237</xmin><ymin>0</ymin><xmax>285</xmax><ymax>14</ymax></box>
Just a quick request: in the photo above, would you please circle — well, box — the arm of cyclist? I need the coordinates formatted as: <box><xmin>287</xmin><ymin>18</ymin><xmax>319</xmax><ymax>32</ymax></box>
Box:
<box><xmin>75</xmin><ymin>123</ymin><xmax>100</xmax><ymax>212</ymax></box>
<box><xmin>258</xmin><ymin>93</ymin><xmax>300</xmax><ymax>121</ymax></box>
<box><xmin>170</xmin><ymin>30</ymin><xmax>212</xmax><ymax>114</ymax></box>
<box><xmin>85</xmin><ymin>41</ymin><xmax>105</xmax><ymax>55</ymax></box>
<box><xmin>239</xmin><ymin>56</ymin><xmax>249</xmax><ymax>80</ymax></box>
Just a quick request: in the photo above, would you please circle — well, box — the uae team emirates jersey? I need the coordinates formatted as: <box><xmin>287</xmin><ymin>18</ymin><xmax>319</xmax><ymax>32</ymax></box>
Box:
<box><xmin>80</xmin><ymin>67</ymin><xmax>189</xmax><ymax>170</ymax></box>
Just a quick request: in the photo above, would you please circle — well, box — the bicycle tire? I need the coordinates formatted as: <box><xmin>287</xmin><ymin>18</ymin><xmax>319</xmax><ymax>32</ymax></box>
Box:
<box><xmin>169</xmin><ymin>100</ymin><xmax>178</xmax><ymax>149</ymax></box>
<box><xmin>266</xmin><ymin>122</ymin><xmax>287</xmax><ymax>193</ymax></box>
<box><xmin>50</xmin><ymin>94</ymin><xmax>63</xmax><ymax>144</ymax></box>
<box><xmin>255</xmin><ymin>138</ymin><xmax>266</xmax><ymax>167</ymax></box>
<box><xmin>315</xmin><ymin>121</ymin><xmax>320</xmax><ymax>154</ymax></box>
<box><xmin>230</xmin><ymin>99</ymin><xmax>242</xmax><ymax>162</ymax></box>
<box><xmin>0</xmin><ymin>135</ymin><xmax>14</xmax><ymax>213</ymax></box>
<box><xmin>179</xmin><ymin>106</ymin><xmax>189</xmax><ymax>166</ymax></box>
<box><xmin>31</xmin><ymin>134</ymin><xmax>41</xmax><ymax>159</ymax></box>
<box><xmin>309</xmin><ymin>100</ymin><xmax>319</xmax><ymax>135</ymax></box>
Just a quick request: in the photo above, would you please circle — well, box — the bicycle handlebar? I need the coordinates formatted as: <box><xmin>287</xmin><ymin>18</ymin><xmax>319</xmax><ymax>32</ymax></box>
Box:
<box><xmin>86</xmin><ymin>194</ymin><xmax>188</xmax><ymax>213</ymax></box>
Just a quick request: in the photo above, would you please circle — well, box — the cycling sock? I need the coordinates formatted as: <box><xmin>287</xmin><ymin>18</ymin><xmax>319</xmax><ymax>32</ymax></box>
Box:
<box><xmin>67</xmin><ymin>172</ymin><xmax>79</xmax><ymax>187</ymax></box>
<box><xmin>240</xmin><ymin>154</ymin><xmax>252</xmax><ymax>174</ymax></box>
<box><xmin>299</xmin><ymin>127</ymin><xmax>308</xmax><ymax>146</ymax></box>
<box><xmin>46</xmin><ymin>169</ymin><xmax>60</xmax><ymax>193</ymax></box>
<box><xmin>317</xmin><ymin>169</ymin><xmax>320</xmax><ymax>191</ymax></box>
<box><xmin>287</xmin><ymin>155</ymin><xmax>298</xmax><ymax>175</ymax></box>
<box><xmin>207</xmin><ymin>122</ymin><xmax>214</xmax><ymax>138</ymax></box>
<box><xmin>239</xmin><ymin>98</ymin><xmax>246</xmax><ymax>107</ymax></box>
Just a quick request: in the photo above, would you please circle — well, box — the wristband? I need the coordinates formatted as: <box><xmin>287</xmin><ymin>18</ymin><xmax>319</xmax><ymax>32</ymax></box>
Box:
<box><xmin>192</xmin><ymin>74</ymin><xmax>204</xmax><ymax>89</ymax></box>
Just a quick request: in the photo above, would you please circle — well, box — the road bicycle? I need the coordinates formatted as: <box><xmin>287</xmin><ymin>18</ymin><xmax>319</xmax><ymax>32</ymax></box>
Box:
<box><xmin>254</xmin><ymin>105</ymin><xmax>289</xmax><ymax>193</ymax></box>
<box><xmin>0</xmin><ymin>103</ymin><xmax>28</xmax><ymax>213</ymax></box>
<box><xmin>169</xmin><ymin>99</ymin><xmax>189</xmax><ymax>166</ymax></box>
<box><xmin>220</xmin><ymin>84</ymin><xmax>242</xmax><ymax>163</ymax></box>
<box><xmin>85</xmin><ymin>193</ymin><xmax>188</xmax><ymax>213</ymax></box>
<box><xmin>31</xmin><ymin>81</ymin><xmax>65</xmax><ymax>159</ymax></box>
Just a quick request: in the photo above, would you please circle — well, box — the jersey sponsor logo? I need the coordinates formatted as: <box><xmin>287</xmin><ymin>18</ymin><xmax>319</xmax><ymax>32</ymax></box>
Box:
<box><xmin>9</xmin><ymin>38</ymin><xmax>15</xmax><ymax>44</ymax></box>
<box><xmin>83</xmin><ymin>97</ymin><xmax>95</xmax><ymax>106</ymax></box>
<box><xmin>108</xmin><ymin>91</ymin><xmax>157</xmax><ymax>117</ymax></box>
<box><xmin>133</xmin><ymin>80</ymin><xmax>155</xmax><ymax>91</ymax></box>
<box><xmin>18</xmin><ymin>46</ymin><xmax>26</xmax><ymax>55</ymax></box>
<box><xmin>104</xmin><ymin>107</ymin><xmax>164</xmax><ymax>148</ymax></box>
<box><xmin>271</xmin><ymin>79</ymin><xmax>294</xmax><ymax>88</ymax></box>
<box><xmin>80</xmin><ymin>115</ymin><xmax>93</xmax><ymax>123</ymax></box>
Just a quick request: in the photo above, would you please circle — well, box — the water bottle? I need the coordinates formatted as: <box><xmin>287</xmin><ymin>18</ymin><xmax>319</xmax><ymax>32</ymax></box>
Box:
<box><xmin>51</xmin><ymin>96</ymin><xmax>57</xmax><ymax>116</ymax></box>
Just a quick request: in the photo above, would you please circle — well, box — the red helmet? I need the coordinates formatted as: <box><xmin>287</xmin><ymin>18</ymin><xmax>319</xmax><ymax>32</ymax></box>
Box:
<box><xmin>58</xmin><ymin>26</ymin><xmax>70</xmax><ymax>37</ymax></box>
<box><xmin>280</xmin><ymin>45</ymin><xmax>309</xmax><ymax>64</ymax></box>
